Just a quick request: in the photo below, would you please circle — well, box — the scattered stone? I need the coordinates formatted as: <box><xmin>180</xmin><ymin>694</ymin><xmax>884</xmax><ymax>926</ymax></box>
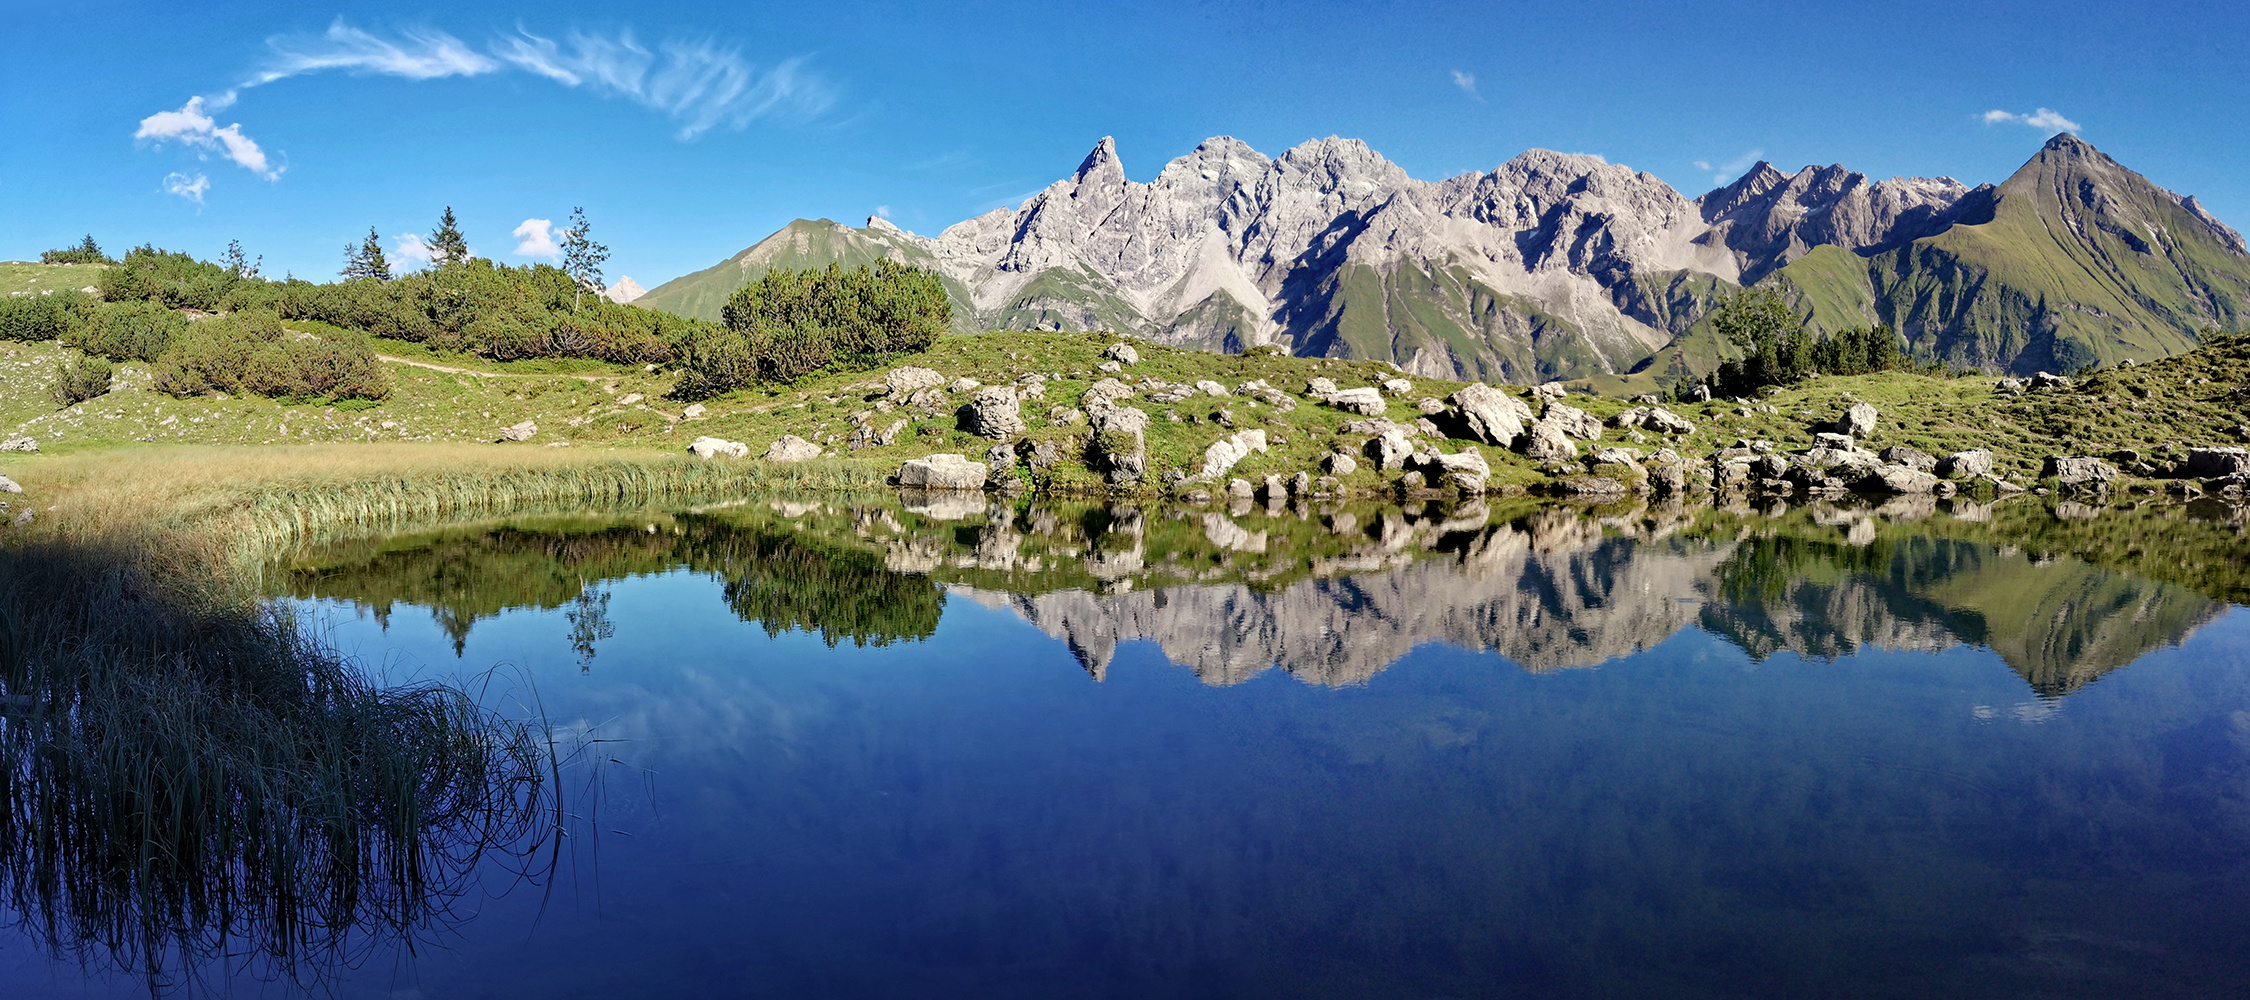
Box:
<box><xmin>2042</xmin><ymin>456</ymin><xmax>2119</xmax><ymax>485</ymax></box>
<box><xmin>875</xmin><ymin>418</ymin><xmax>909</xmax><ymax>446</ymax></box>
<box><xmin>1049</xmin><ymin>407</ymin><xmax>1085</xmax><ymax>426</ymax></box>
<box><xmin>9</xmin><ymin>509</ymin><xmax>29</xmax><ymax>527</ymax></box>
<box><xmin>1398</xmin><ymin>470</ymin><xmax>1427</xmax><ymax>490</ymax></box>
<box><xmin>1861</xmin><ymin>464</ymin><xmax>1939</xmax><ymax>494</ymax></box>
<box><xmin>0</xmin><ymin>476</ymin><xmax>19</xmax><ymax>494</ymax></box>
<box><xmin>1421</xmin><ymin>450</ymin><xmax>1490</xmax><ymax>494</ymax></box>
<box><xmin>1366</xmin><ymin>428</ymin><xmax>1416</xmax><ymax>471</ymax></box>
<box><xmin>1542</xmin><ymin>401</ymin><xmax>1603</xmax><ymax>441</ymax></box>
<box><xmin>1835</xmin><ymin>402</ymin><xmax>1878</xmax><ymax>438</ymax></box>
<box><xmin>1448</xmin><ymin>383</ymin><xmax>1534</xmax><ymax>447</ymax></box>
<box><xmin>1291</xmin><ymin>471</ymin><xmax>1313</xmax><ymax>496</ymax></box>
<box><xmin>2029</xmin><ymin>371</ymin><xmax>2073</xmax><ymax>390</ymax></box>
<box><xmin>1322</xmin><ymin>386</ymin><xmax>1387</xmax><ymax>416</ymax></box>
<box><xmin>1878</xmin><ymin>445</ymin><xmax>1936</xmax><ymax>473</ymax></box>
<box><xmin>1614</xmin><ymin>406</ymin><xmax>1694</xmax><ymax>435</ymax></box>
<box><xmin>1313</xmin><ymin>476</ymin><xmax>1343</xmax><ymax>498</ymax></box>
<box><xmin>1258</xmin><ymin>474</ymin><xmax>1289</xmax><ymax>501</ymax></box>
<box><xmin>1103</xmin><ymin>342</ymin><xmax>1140</xmax><ymax>365</ymax></box>
<box><xmin>1381</xmin><ymin>377</ymin><xmax>1414</xmax><ymax>396</ymax></box>
<box><xmin>682</xmin><ymin>403</ymin><xmax>707</xmax><ymax>419</ymax></box>
<box><xmin>1531</xmin><ymin>382</ymin><xmax>1569</xmax><ymax>401</ymax></box>
<box><xmin>0</xmin><ymin>437</ymin><xmax>38</xmax><ymax>453</ymax></box>
<box><xmin>1195</xmin><ymin>380</ymin><xmax>1229</xmax><ymax>397</ymax></box>
<box><xmin>905</xmin><ymin>387</ymin><xmax>949</xmax><ymax>412</ymax></box>
<box><xmin>618</xmin><ymin>393</ymin><xmax>644</xmax><ymax>406</ymax></box>
<box><xmin>947</xmin><ymin>376</ymin><xmax>982</xmax><ymax>394</ymax></box>
<box><xmin>765</xmin><ymin>435</ymin><xmax>822</xmax><ymax>463</ymax></box>
<box><xmin>1522</xmin><ymin>420</ymin><xmax>1578</xmax><ymax>463</ymax></box>
<box><xmin>885</xmin><ymin>366</ymin><xmax>944</xmax><ymax>397</ymax></box>
<box><xmin>964</xmin><ymin>385</ymin><xmax>1026</xmax><ymax>439</ymax></box>
<box><xmin>1687</xmin><ymin>384</ymin><xmax>1712</xmax><ymax>402</ymax></box>
<box><xmin>1090</xmin><ymin>406</ymin><xmax>1152</xmax><ymax>483</ymax></box>
<box><xmin>898</xmin><ymin>454</ymin><xmax>989</xmax><ymax>490</ymax></box>
<box><xmin>1938</xmin><ymin>449</ymin><xmax>1994</xmax><ymax>479</ymax></box>
<box><xmin>1306</xmin><ymin>377</ymin><xmax>1338</xmax><ymax>396</ymax></box>
<box><xmin>1082</xmin><ymin>378</ymin><xmax>1134</xmax><ymax>410</ymax></box>
<box><xmin>498</xmin><ymin>420</ymin><xmax>537</xmax><ymax>442</ymax></box>
<box><xmin>2181</xmin><ymin>447</ymin><xmax>2250</xmax><ymax>478</ymax></box>
<box><xmin>688</xmin><ymin>436</ymin><xmax>750</xmax><ymax>460</ymax></box>
<box><xmin>1026</xmin><ymin>440</ymin><xmax>1064</xmax><ymax>471</ymax></box>
<box><xmin>986</xmin><ymin>442</ymin><xmax>1016</xmax><ymax>469</ymax></box>
<box><xmin>1199</xmin><ymin>429</ymin><xmax>1270</xmax><ymax>479</ymax></box>
<box><xmin>1096</xmin><ymin>360</ymin><xmax>1123</xmax><ymax>374</ymax></box>
<box><xmin>1561</xmin><ymin>476</ymin><xmax>1628</xmax><ymax>496</ymax></box>
<box><xmin>1323</xmin><ymin>450</ymin><xmax>1358</xmax><ymax>476</ymax></box>
<box><xmin>1227</xmin><ymin>477</ymin><xmax>1255</xmax><ymax>499</ymax></box>
<box><xmin>1416</xmin><ymin>397</ymin><xmax>1447</xmax><ymax>416</ymax></box>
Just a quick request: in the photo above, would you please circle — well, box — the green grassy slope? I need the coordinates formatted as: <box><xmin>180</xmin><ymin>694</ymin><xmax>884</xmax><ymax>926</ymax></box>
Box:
<box><xmin>636</xmin><ymin>220</ymin><xmax>979</xmax><ymax>331</ymax></box>
<box><xmin>1279</xmin><ymin>259</ymin><xmax>1606</xmax><ymax>383</ymax></box>
<box><xmin>0</xmin><ymin>261</ymin><xmax>105</xmax><ymax>297</ymax></box>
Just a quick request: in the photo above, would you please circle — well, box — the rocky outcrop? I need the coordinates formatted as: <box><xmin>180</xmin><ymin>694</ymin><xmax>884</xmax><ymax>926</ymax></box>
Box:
<box><xmin>1199</xmin><ymin>429</ymin><xmax>1268</xmax><ymax>479</ymax></box>
<box><xmin>1089</xmin><ymin>405</ymin><xmax>1150</xmax><ymax>483</ymax></box>
<box><xmin>688</xmin><ymin>436</ymin><xmax>750</xmax><ymax>460</ymax></box>
<box><xmin>964</xmin><ymin>385</ymin><xmax>1025</xmax><ymax>439</ymax></box>
<box><xmin>498</xmin><ymin>420</ymin><xmax>537</xmax><ymax>442</ymax></box>
<box><xmin>1834</xmin><ymin>402</ymin><xmax>1878</xmax><ymax>438</ymax></box>
<box><xmin>765</xmin><ymin>435</ymin><xmax>821</xmax><ymax>462</ymax></box>
<box><xmin>1449</xmin><ymin>384</ymin><xmax>1533</xmax><ymax>446</ymax></box>
<box><xmin>1938</xmin><ymin>449</ymin><xmax>1994</xmax><ymax>479</ymax></box>
<box><xmin>2043</xmin><ymin>456</ymin><xmax>2119</xmax><ymax>485</ymax></box>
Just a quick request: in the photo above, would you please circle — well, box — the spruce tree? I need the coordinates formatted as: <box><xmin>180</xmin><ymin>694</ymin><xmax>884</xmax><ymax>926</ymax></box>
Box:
<box><xmin>342</xmin><ymin>227</ymin><xmax>392</xmax><ymax>281</ymax></box>
<box><xmin>220</xmin><ymin>239</ymin><xmax>262</xmax><ymax>280</ymax></box>
<box><xmin>428</xmin><ymin>207</ymin><xmax>470</xmax><ymax>267</ymax></box>
<box><xmin>559</xmin><ymin>206</ymin><xmax>610</xmax><ymax>311</ymax></box>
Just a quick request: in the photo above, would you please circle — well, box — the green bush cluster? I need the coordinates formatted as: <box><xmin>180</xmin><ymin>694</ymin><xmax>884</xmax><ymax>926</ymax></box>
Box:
<box><xmin>673</xmin><ymin>261</ymin><xmax>950</xmax><ymax>399</ymax></box>
<box><xmin>62</xmin><ymin>299</ymin><xmax>189</xmax><ymax>362</ymax></box>
<box><xmin>51</xmin><ymin>355</ymin><xmax>114</xmax><ymax>407</ymax></box>
<box><xmin>150</xmin><ymin>310</ymin><xmax>391</xmax><ymax>402</ymax></box>
<box><xmin>1683</xmin><ymin>289</ymin><xmax>1924</xmax><ymax>400</ymax></box>
<box><xmin>0</xmin><ymin>292</ymin><xmax>85</xmax><ymax>342</ymax></box>
<box><xmin>38</xmin><ymin>235</ymin><xmax>112</xmax><ymax>265</ymax></box>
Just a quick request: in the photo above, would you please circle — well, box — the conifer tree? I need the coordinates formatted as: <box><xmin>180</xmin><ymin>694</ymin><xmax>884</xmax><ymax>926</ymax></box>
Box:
<box><xmin>220</xmin><ymin>239</ymin><xmax>262</xmax><ymax>280</ymax></box>
<box><xmin>428</xmin><ymin>207</ymin><xmax>470</xmax><ymax>267</ymax></box>
<box><xmin>342</xmin><ymin>227</ymin><xmax>392</xmax><ymax>281</ymax></box>
<box><xmin>559</xmin><ymin>206</ymin><xmax>610</xmax><ymax>311</ymax></box>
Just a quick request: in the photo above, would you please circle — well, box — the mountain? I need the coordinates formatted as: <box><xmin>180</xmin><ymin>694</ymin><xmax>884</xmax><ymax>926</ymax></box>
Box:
<box><xmin>601</xmin><ymin>276</ymin><xmax>647</xmax><ymax>304</ymax></box>
<box><xmin>640</xmin><ymin>134</ymin><xmax>2250</xmax><ymax>384</ymax></box>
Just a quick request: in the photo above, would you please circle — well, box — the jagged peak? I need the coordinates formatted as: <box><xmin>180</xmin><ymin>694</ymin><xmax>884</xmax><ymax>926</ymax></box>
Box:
<box><xmin>1073</xmin><ymin>136</ymin><xmax>1124</xmax><ymax>183</ymax></box>
<box><xmin>2043</xmin><ymin>132</ymin><xmax>2097</xmax><ymax>155</ymax></box>
<box><xmin>1499</xmin><ymin>148</ymin><xmax>1612</xmax><ymax>176</ymax></box>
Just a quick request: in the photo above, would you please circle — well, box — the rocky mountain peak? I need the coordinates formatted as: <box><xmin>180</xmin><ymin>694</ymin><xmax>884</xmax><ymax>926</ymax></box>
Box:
<box><xmin>1073</xmin><ymin>136</ymin><xmax>1125</xmax><ymax>185</ymax></box>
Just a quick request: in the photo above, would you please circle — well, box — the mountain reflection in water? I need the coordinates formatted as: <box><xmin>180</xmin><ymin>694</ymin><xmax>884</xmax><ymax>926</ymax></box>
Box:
<box><xmin>278</xmin><ymin>495</ymin><xmax>2244</xmax><ymax>698</ymax></box>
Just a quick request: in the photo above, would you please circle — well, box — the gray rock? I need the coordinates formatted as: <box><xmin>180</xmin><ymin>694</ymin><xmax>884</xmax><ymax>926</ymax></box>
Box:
<box><xmin>1049</xmin><ymin>407</ymin><xmax>1085</xmax><ymax>427</ymax></box>
<box><xmin>886</xmin><ymin>366</ymin><xmax>945</xmax><ymax>397</ymax></box>
<box><xmin>2029</xmin><ymin>371</ymin><xmax>2073</xmax><ymax>390</ymax></box>
<box><xmin>0</xmin><ymin>475</ymin><xmax>18</xmax><ymax>494</ymax></box>
<box><xmin>1687</xmin><ymin>383</ymin><xmax>1712</xmax><ymax>402</ymax></box>
<box><xmin>876</xmin><ymin>418</ymin><xmax>909</xmax><ymax>446</ymax></box>
<box><xmin>1522</xmin><ymin>420</ymin><xmax>1577</xmax><ymax>463</ymax></box>
<box><xmin>1813</xmin><ymin>432</ymin><xmax>1857</xmax><ymax>449</ymax></box>
<box><xmin>1542</xmin><ymin>401</ymin><xmax>1603</xmax><ymax>441</ymax></box>
<box><xmin>1090</xmin><ymin>405</ymin><xmax>1152</xmax><ymax>483</ymax></box>
<box><xmin>1423</xmin><ymin>450</ymin><xmax>1491</xmax><ymax>494</ymax></box>
<box><xmin>905</xmin><ymin>387</ymin><xmax>949</xmax><ymax>412</ymax></box>
<box><xmin>1291</xmin><ymin>470</ymin><xmax>1313</xmax><ymax>496</ymax></box>
<box><xmin>1381</xmin><ymin>377</ymin><xmax>1414</xmax><ymax>396</ymax></box>
<box><xmin>1835</xmin><ymin>402</ymin><xmax>1878</xmax><ymax>438</ymax></box>
<box><xmin>1366</xmin><ymin>429</ymin><xmax>1416</xmax><ymax>471</ymax></box>
<box><xmin>1026</xmin><ymin>440</ymin><xmax>1064</xmax><ymax>471</ymax></box>
<box><xmin>986</xmin><ymin>442</ymin><xmax>1017</xmax><ymax>469</ymax></box>
<box><xmin>1322</xmin><ymin>386</ymin><xmax>1387</xmax><ymax>416</ymax></box>
<box><xmin>498</xmin><ymin>420</ymin><xmax>537</xmax><ymax>442</ymax></box>
<box><xmin>2042</xmin><ymin>456</ymin><xmax>2118</xmax><ymax>485</ymax></box>
<box><xmin>1561</xmin><ymin>476</ymin><xmax>1628</xmax><ymax>495</ymax></box>
<box><xmin>1648</xmin><ymin>463</ymin><xmax>1688</xmax><ymax>495</ymax></box>
<box><xmin>764</xmin><ymin>435</ymin><xmax>822</xmax><ymax>462</ymax></box>
<box><xmin>898</xmin><ymin>454</ymin><xmax>990</xmax><ymax>490</ymax></box>
<box><xmin>1416</xmin><ymin>397</ymin><xmax>1447</xmax><ymax>416</ymax></box>
<box><xmin>965</xmin><ymin>385</ymin><xmax>1026</xmax><ymax>439</ymax></box>
<box><xmin>1306</xmin><ymin>377</ymin><xmax>1338</xmax><ymax>397</ymax></box>
<box><xmin>1199</xmin><ymin>429</ymin><xmax>1270</xmax><ymax>479</ymax></box>
<box><xmin>947</xmin><ymin>376</ymin><xmax>983</xmax><ymax>394</ymax></box>
<box><xmin>1323</xmin><ymin>450</ymin><xmax>1358</xmax><ymax>476</ymax></box>
<box><xmin>1878</xmin><ymin>445</ymin><xmax>1936</xmax><ymax>472</ymax></box>
<box><xmin>2181</xmin><ymin>447</ymin><xmax>2250</xmax><ymax>477</ymax></box>
<box><xmin>1103</xmin><ymin>342</ymin><xmax>1140</xmax><ymax>365</ymax></box>
<box><xmin>9</xmin><ymin>509</ymin><xmax>28</xmax><ymax>527</ymax></box>
<box><xmin>1081</xmin><ymin>377</ymin><xmax>1135</xmax><ymax>410</ymax></box>
<box><xmin>1861</xmin><ymin>463</ymin><xmax>1939</xmax><ymax>494</ymax></box>
<box><xmin>1096</xmin><ymin>360</ymin><xmax>1123</xmax><ymax>373</ymax></box>
<box><xmin>1193</xmin><ymin>379</ymin><xmax>1228</xmax><ymax>397</ymax></box>
<box><xmin>1448</xmin><ymin>383</ymin><xmax>1533</xmax><ymax>447</ymax></box>
<box><xmin>1227</xmin><ymin>477</ymin><xmax>1255</xmax><ymax>499</ymax></box>
<box><xmin>682</xmin><ymin>403</ymin><xmax>707</xmax><ymax>419</ymax></box>
<box><xmin>1937</xmin><ymin>449</ymin><xmax>1993</xmax><ymax>479</ymax></box>
<box><xmin>688</xmin><ymin>436</ymin><xmax>750</xmax><ymax>460</ymax></box>
<box><xmin>1531</xmin><ymin>382</ymin><xmax>1569</xmax><ymax>401</ymax></box>
<box><xmin>1259</xmin><ymin>474</ymin><xmax>1289</xmax><ymax>500</ymax></box>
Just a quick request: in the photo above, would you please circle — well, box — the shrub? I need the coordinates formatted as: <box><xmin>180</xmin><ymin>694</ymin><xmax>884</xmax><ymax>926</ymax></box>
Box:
<box><xmin>38</xmin><ymin>235</ymin><xmax>112</xmax><ymax>265</ymax></box>
<box><xmin>0</xmin><ymin>293</ymin><xmax>81</xmax><ymax>342</ymax></box>
<box><xmin>152</xmin><ymin>310</ymin><xmax>390</xmax><ymax>402</ymax></box>
<box><xmin>675</xmin><ymin>261</ymin><xmax>950</xmax><ymax>399</ymax></box>
<box><xmin>63</xmin><ymin>299</ymin><xmax>188</xmax><ymax>362</ymax></box>
<box><xmin>51</xmin><ymin>355</ymin><xmax>113</xmax><ymax>407</ymax></box>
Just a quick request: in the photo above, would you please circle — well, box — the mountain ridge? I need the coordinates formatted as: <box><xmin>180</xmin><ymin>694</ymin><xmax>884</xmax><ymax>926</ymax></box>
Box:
<box><xmin>639</xmin><ymin>133</ymin><xmax>2250</xmax><ymax>386</ymax></box>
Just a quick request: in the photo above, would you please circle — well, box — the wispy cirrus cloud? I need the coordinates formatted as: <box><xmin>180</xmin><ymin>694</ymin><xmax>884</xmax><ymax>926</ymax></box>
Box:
<box><xmin>1694</xmin><ymin>149</ymin><xmax>1765</xmax><ymax>185</ymax></box>
<box><xmin>1450</xmin><ymin>69</ymin><xmax>1482</xmax><ymax>102</ymax></box>
<box><xmin>134</xmin><ymin>18</ymin><xmax>835</xmax><ymax>201</ymax></box>
<box><xmin>1982</xmin><ymin>107</ymin><xmax>2081</xmax><ymax>132</ymax></box>
<box><xmin>162</xmin><ymin>172</ymin><xmax>210</xmax><ymax>204</ymax></box>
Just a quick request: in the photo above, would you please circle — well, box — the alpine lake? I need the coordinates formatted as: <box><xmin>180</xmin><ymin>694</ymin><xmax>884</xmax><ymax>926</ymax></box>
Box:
<box><xmin>7</xmin><ymin>489</ymin><xmax>2250</xmax><ymax>999</ymax></box>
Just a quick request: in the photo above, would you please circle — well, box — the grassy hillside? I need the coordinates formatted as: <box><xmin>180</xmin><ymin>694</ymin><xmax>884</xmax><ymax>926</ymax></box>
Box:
<box><xmin>637</xmin><ymin>219</ymin><xmax>979</xmax><ymax>331</ymax></box>
<box><xmin>0</xmin><ymin>260</ymin><xmax>105</xmax><ymax>297</ymax></box>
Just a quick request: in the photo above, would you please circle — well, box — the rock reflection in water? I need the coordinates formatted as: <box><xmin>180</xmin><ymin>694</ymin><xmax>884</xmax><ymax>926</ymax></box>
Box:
<box><xmin>279</xmin><ymin>495</ymin><xmax>2243</xmax><ymax>699</ymax></box>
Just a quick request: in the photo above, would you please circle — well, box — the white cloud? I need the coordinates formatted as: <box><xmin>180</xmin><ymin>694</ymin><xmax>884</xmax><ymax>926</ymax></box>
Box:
<box><xmin>1693</xmin><ymin>160</ymin><xmax>1711</xmax><ymax>171</ymax></box>
<box><xmin>134</xmin><ymin>97</ymin><xmax>281</xmax><ymax>180</ymax></box>
<box><xmin>1449</xmin><ymin>69</ymin><xmax>1482</xmax><ymax>102</ymax></box>
<box><xmin>874</xmin><ymin>205</ymin><xmax>892</xmax><ymax>220</ymax></box>
<box><xmin>494</xmin><ymin>29</ymin><xmax>835</xmax><ymax>138</ymax></box>
<box><xmin>391</xmin><ymin>233</ymin><xmax>435</xmax><ymax>270</ymax></box>
<box><xmin>1982</xmin><ymin>107</ymin><xmax>2082</xmax><ymax>132</ymax></box>
<box><xmin>249</xmin><ymin>19</ymin><xmax>498</xmax><ymax>88</ymax></box>
<box><xmin>512</xmin><ymin>218</ymin><xmax>560</xmax><ymax>259</ymax></box>
<box><xmin>162</xmin><ymin>172</ymin><xmax>210</xmax><ymax>203</ymax></box>
<box><xmin>1703</xmin><ymin>149</ymin><xmax>1765</xmax><ymax>185</ymax></box>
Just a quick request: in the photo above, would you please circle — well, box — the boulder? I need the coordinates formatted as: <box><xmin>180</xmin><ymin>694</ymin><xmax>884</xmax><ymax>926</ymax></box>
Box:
<box><xmin>2029</xmin><ymin>371</ymin><xmax>2073</xmax><ymax>390</ymax></box>
<box><xmin>964</xmin><ymin>385</ymin><xmax>1026</xmax><ymax>439</ymax></box>
<box><xmin>986</xmin><ymin>442</ymin><xmax>1017</xmax><ymax>469</ymax></box>
<box><xmin>765</xmin><ymin>435</ymin><xmax>822</xmax><ymax>462</ymax></box>
<box><xmin>1835</xmin><ymin>402</ymin><xmax>1878</xmax><ymax>438</ymax></box>
<box><xmin>0</xmin><ymin>475</ymin><xmax>20</xmax><ymax>494</ymax></box>
<box><xmin>1648</xmin><ymin>463</ymin><xmax>1688</xmax><ymax>496</ymax></box>
<box><xmin>1522</xmin><ymin>420</ymin><xmax>1577</xmax><ymax>463</ymax></box>
<box><xmin>1259</xmin><ymin>474</ymin><xmax>1289</xmax><ymax>501</ymax></box>
<box><xmin>885</xmin><ymin>366</ymin><xmax>945</xmax><ymax>397</ymax></box>
<box><xmin>1542</xmin><ymin>402</ymin><xmax>1603</xmax><ymax>441</ymax></box>
<box><xmin>1448</xmin><ymin>384</ymin><xmax>1534</xmax><ymax>447</ymax></box>
<box><xmin>498</xmin><ymin>420</ymin><xmax>537</xmax><ymax>442</ymax></box>
<box><xmin>618</xmin><ymin>393</ymin><xmax>644</xmax><ymax>406</ymax></box>
<box><xmin>898</xmin><ymin>454</ymin><xmax>989</xmax><ymax>490</ymax></box>
<box><xmin>682</xmin><ymin>403</ymin><xmax>707</xmax><ymax>419</ymax></box>
<box><xmin>1049</xmin><ymin>407</ymin><xmax>1085</xmax><ymax>427</ymax></box>
<box><xmin>1381</xmin><ymin>377</ymin><xmax>1414</xmax><ymax>396</ymax></box>
<box><xmin>875</xmin><ymin>418</ymin><xmax>909</xmax><ymax>447</ymax></box>
<box><xmin>904</xmin><ymin>387</ymin><xmax>949</xmax><ymax>412</ymax></box>
<box><xmin>1102</xmin><ymin>342</ymin><xmax>1140</xmax><ymax>365</ymax></box>
<box><xmin>947</xmin><ymin>376</ymin><xmax>982</xmax><ymax>394</ymax></box>
<box><xmin>1878</xmin><ymin>445</ymin><xmax>1936</xmax><ymax>473</ymax></box>
<box><xmin>2042</xmin><ymin>456</ymin><xmax>2119</xmax><ymax>485</ymax></box>
<box><xmin>1687</xmin><ymin>383</ymin><xmax>1712</xmax><ymax>402</ymax></box>
<box><xmin>1323</xmin><ymin>450</ymin><xmax>1358</xmax><ymax>476</ymax></box>
<box><xmin>1861</xmin><ymin>464</ymin><xmax>1939</xmax><ymax>494</ymax></box>
<box><xmin>1091</xmin><ymin>405</ymin><xmax>1152</xmax><ymax>483</ymax></box>
<box><xmin>2181</xmin><ymin>447</ymin><xmax>2250</xmax><ymax>478</ymax></box>
<box><xmin>1416</xmin><ymin>397</ymin><xmax>1447</xmax><ymax>415</ymax></box>
<box><xmin>1227</xmin><ymin>478</ymin><xmax>1255</xmax><ymax>499</ymax></box>
<box><xmin>1096</xmin><ymin>360</ymin><xmax>1124</xmax><ymax>374</ymax></box>
<box><xmin>1306</xmin><ymin>377</ymin><xmax>1338</xmax><ymax>396</ymax></box>
<box><xmin>1937</xmin><ymin>449</ymin><xmax>1994</xmax><ymax>479</ymax></box>
<box><xmin>1366</xmin><ymin>429</ymin><xmax>1416</xmax><ymax>471</ymax></box>
<box><xmin>688</xmin><ymin>436</ymin><xmax>750</xmax><ymax>460</ymax></box>
<box><xmin>1199</xmin><ymin>429</ymin><xmax>1270</xmax><ymax>479</ymax></box>
<box><xmin>1082</xmin><ymin>377</ymin><xmax>1134</xmax><ymax>410</ymax></box>
<box><xmin>1291</xmin><ymin>471</ymin><xmax>1313</xmax><ymax>496</ymax></box>
<box><xmin>1561</xmin><ymin>476</ymin><xmax>1628</xmax><ymax>496</ymax></box>
<box><xmin>1423</xmin><ymin>450</ymin><xmax>1491</xmax><ymax>494</ymax></box>
<box><xmin>1531</xmin><ymin>382</ymin><xmax>1569</xmax><ymax>401</ymax></box>
<box><xmin>1813</xmin><ymin>432</ymin><xmax>1857</xmax><ymax>449</ymax></box>
<box><xmin>1195</xmin><ymin>379</ymin><xmax>1229</xmax><ymax>397</ymax></box>
<box><xmin>1323</xmin><ymin>387</ymin><xmax>1387</xmax><ymax>416</ymax></box>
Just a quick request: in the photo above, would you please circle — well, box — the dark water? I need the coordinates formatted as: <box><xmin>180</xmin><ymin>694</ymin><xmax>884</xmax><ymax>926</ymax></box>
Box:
<box><xmin>7</xmin><ymin>497</ymin><xmax>2250</xmax><ymax>998</ymax></box>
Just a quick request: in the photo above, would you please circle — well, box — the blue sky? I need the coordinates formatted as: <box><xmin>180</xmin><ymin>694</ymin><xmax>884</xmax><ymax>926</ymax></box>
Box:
<box><xmin>4</xmin><ymin>0</ymin><xmax>2247</xmax><ymax>288</ymax></box>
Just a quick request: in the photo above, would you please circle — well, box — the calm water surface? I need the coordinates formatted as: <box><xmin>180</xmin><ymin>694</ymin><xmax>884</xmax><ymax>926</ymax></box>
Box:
<box><xmin>6</xmin><ymin>498</ymin><xmax>2250</xmax><ymax>998</ymax></box>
